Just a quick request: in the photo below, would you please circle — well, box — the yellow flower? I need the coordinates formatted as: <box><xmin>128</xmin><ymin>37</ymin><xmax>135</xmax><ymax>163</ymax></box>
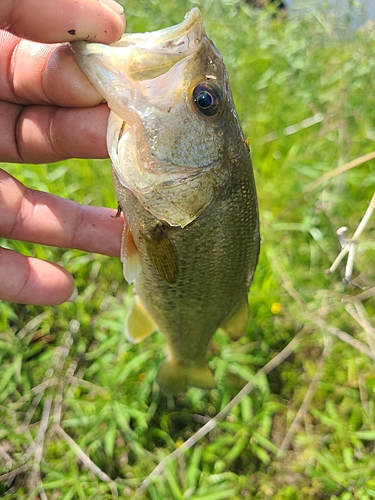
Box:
<box><xmin>271</xmin><ymin>302</ymin><xmax>281</xmax><ymax>314</ymax></box>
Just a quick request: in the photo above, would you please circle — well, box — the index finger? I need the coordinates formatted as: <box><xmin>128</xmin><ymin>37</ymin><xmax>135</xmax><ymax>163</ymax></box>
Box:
<box><xmin>0</xmin><ymin>169</ymin><xmax>123</xmax><ymax>257</ymax></box>
<box><xmin>0</xmin><ymin>0</ymin><xmax>125</xmax><ymax>44</ymax></box>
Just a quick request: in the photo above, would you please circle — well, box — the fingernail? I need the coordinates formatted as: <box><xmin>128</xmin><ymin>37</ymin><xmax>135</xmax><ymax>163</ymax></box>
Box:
<box><xmin>67</xmin><ymin>287</ymin><xmax>79</xmax><ymax>303</ymax></box>
<box><xmin>99</xmin><ymin>0</ymin><xmax>124</xmax><ymax>15</ymax></box>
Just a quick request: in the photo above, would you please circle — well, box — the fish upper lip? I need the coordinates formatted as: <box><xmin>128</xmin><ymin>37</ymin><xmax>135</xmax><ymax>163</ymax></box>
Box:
<box><xmin>70</xmin><ymin>7</ymin><xmax>204</xmax><ymax>68</ymax></box>
<box><xmin>110</xmin><ymin>8</ymin><xmax>203</xmax><ymax>55</ymax></box>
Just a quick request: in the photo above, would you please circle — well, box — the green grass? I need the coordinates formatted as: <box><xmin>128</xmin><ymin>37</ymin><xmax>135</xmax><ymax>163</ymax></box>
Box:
<box><xmin>2</xmin><ymin>0</ymin><xmax>375</xmax><ymax>498</ymax></box>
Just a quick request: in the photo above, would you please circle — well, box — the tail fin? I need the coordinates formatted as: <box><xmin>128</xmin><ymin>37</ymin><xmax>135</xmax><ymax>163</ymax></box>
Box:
<box><xmin>156</xmin><ymin>360</ymin><xmax>215</xmax><ymax>395</ymax></box>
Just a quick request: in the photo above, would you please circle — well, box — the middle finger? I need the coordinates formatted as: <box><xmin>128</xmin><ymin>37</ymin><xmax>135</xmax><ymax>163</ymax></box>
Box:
<box><xmin>0</xmin><ymin>31</ymin><xmax>103</xmax><ymax>107</ymax></box>
<box><xmin>0</xmin><ymin>100</ymin><xmax>111</xmax><ymax>162</ymax></box>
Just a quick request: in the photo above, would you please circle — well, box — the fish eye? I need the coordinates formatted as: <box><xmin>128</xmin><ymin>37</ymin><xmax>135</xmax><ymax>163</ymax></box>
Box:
<box><xmin>193</xmin><ymin>83</ymin><xmax>222</xmax><ymax>117</ymax></box>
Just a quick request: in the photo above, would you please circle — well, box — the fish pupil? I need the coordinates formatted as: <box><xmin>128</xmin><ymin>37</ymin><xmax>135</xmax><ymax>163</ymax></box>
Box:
<box><xmin>193</xmin><ymin>83</ymin><xmax>221</xmax><ymax>117</ymax></box>
<box><xmin>197</xmin><ymin>91</ymin><xmax>212</xmax><ymax>109</ymax></box>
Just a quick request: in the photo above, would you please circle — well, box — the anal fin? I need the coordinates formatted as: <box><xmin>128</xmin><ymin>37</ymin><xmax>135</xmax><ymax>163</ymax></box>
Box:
<box><xmin>125</xmin><ymin>295</ymin><xmax>157</xmax><ymax>344</ymax></box>
<box><xmin>220</xmin><ymin>296</ymin><xmax>249</xmax><ymax>340</ymax></box>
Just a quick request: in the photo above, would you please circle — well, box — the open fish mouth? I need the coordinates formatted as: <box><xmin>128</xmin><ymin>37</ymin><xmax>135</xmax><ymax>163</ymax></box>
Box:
<box><xmin>70</xmin><ymin>8</ymin><xmax>204</xmax><ymax>109</ymax></box>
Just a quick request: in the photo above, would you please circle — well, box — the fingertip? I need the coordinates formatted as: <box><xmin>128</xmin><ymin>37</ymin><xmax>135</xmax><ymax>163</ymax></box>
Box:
<box><xmin>64</xmin><ymin>0</ymin><xmax>126</xmax><ymax>44</ymax></box>
<box><xmin>29</xmin><ymin>259</ymin><xmax>76</xmax><ymax>306</ymax></box>
<box><xmin>0</xmin><ymin>248</ymin><xmax>76</xmax><ymax>306</ymax></box>
<box><xmin>1</xmin><ymin>0</ymin><xmax>126</xmax><ymax>44</ymax></box>
<box><xmin>98</xmin><ymin>0</ymin><xmax>126</xmax><ymax>35</ymax></box>
<box><xmin>99</xmin><ymin>0</ymin><xmax>124</xmax><ymax>16</ymax></box>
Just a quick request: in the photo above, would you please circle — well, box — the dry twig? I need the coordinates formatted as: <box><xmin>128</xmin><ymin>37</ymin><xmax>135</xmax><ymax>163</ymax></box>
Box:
<box><xmin>4</xmin><ymin>321</ymin><xmax>84</xmax><ymax>497</ymax></box>
<box><xmin>345</xmin><ymin>302</ymin><xmax>375</xmax><ymax>356</ymax></box>
<box><xmin>0</xmin><ymin>464</ymin><xmax>29</xmax><ymax>483</ymax></box>
<box><xmin>326</xmin><ymin>193</ymin><xmax>375</xmax><ymax>283</ymax></box>
<box><xmin>316</xmin><ymin>317</ymin><xmax>375</xmax><ymax>361</ymax></box>
<box><xmin>55</xmin><ymin>425</ymin><xmax>118</xmax><ymax>499</ymax></box>
<box><xmin>16</xmin><ymin>310</ymin><xmax>53</xmax><ymax>341</ymax></box>
<box><xmin>277</xmin><ymin>334</ymin><xmax>331</xmax><ymax>457</ymax></box>
<box><xmin>343</xmin><ymin>286</ymin><xmax>375</xmax><ymax>303</ymax></box>
<box><xmin>0</xmin><ymin>445</ymin><xmax>14</xmax><ymax>469</ymax></box>
<box><xmin>267</xmin><ymin>250</ymin><xmax>305</xmax><ymax>307</ymax></box>
<box><xmin>28</xmin><ymin>395</ymin><xmax>53</xmax><ymax>495</ymax></box>
<box><xmin>305</xmin><ymin>151</ymin><xmax>375</xmax><ymax>192</ymax></box>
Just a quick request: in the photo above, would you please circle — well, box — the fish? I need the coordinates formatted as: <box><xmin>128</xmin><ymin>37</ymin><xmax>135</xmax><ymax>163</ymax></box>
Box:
<box><xmin>70</xmin><ymin>8</ymin><xmax>260</xmax><ymax>395</ymax></box>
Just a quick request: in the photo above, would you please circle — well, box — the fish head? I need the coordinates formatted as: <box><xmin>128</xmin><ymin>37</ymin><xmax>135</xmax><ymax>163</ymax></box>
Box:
<box><xmin>71</xmin><ymin>9</ymin><xmax>239</xmax><ymax>227</ymax></box>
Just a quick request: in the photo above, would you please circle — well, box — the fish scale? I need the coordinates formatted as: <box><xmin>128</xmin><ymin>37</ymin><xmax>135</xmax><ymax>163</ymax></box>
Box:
<box><xmin>71</xmin><ymin>8</ymin><xmax>260</xmax><ymax>394</ymax></box>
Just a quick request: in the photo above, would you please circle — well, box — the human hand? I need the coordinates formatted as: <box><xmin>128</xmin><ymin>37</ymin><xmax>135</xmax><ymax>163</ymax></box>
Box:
<box><xmin>0</xmin><ymin>0</ymin><xmax>126</xmax><ymax>306</ymax></box>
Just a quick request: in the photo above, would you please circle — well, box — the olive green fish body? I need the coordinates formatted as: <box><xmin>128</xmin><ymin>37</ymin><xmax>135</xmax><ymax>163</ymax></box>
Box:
<box><xmin>71</xmin><ymin>8</ymin><xmax>260</xmax><ymax>394</ymax></box>
<box><xmin>113</xmin><ymin>136</ymin><xmax>258</xmax><ymax>363</ymax></box>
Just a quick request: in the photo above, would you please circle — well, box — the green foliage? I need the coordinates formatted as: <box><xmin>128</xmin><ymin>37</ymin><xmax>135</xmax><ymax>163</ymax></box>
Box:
<box><xmin>2</xmin><ymin>0</ymin><xmax>375</xmax><ymax>498</ymax></box>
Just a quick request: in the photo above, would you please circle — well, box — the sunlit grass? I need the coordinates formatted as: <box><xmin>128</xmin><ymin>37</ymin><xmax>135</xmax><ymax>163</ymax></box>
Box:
<box><xmin>1</xmin><ymin>1</ymin><xmax>375</xmax><ymax>498</ymax></box>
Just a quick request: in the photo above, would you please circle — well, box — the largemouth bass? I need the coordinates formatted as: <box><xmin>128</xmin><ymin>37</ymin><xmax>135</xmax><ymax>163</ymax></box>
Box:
<box><xmin>71</xmin><ymin>8</ymin><xmax>260</xmax><ymax>395</ymax></box>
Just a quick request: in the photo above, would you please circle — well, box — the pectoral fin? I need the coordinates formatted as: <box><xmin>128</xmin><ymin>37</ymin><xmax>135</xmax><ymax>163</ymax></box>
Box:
<box><xmin>157</xmin><ymin>360</ymin><xmax>215</xmax><ymax>395</ymax></box>
<box><xmin>220</xmin><ymin>297</ymin><xmax>249</xmax><ymax>340</ymax></box>
<box><xmin>142</xmin><ymin>225</ymin><xmax>179</xmax><ymax>284</ymax></box>
<box><xmin>125</xmin><ymin>295</ymin><xmax>157</xmax><ymax>343</ymax></box>
<box><xmin>121</xmin><ymin>224</ymin><xmax>141</xmax><ymax>284</ymax></box>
